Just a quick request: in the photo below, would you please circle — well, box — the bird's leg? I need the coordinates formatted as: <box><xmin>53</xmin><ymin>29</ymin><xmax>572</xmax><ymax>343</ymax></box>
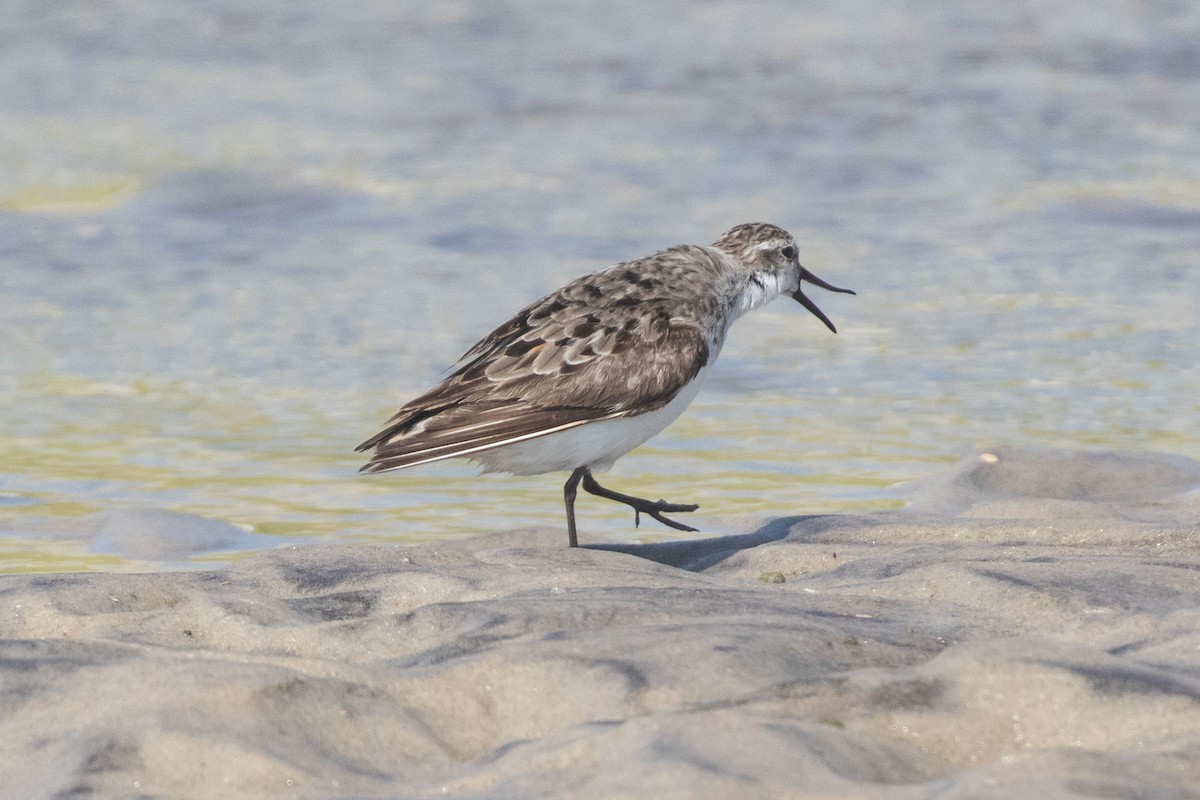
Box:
<box><xmin>563</xmin><ymin>466</ymin><xmax>587</xmax><ymax>547</ymax></box>
<box><xmin>579</xmin><ymin>469</ymin><xmax>700</xmax><ymax>532</ymax></box>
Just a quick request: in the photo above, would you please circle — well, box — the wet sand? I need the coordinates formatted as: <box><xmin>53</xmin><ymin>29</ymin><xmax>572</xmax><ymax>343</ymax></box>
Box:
<box><xmin>2</xmin><ymin>448</ymin><xmax>1199</xmax><ymax>798</ymax></box>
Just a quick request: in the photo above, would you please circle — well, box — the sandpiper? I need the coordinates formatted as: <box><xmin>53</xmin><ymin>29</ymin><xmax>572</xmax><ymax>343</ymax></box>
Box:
<box><xmin>357</xmin><ymin>223</ymin><xmax>855</xmax><ymax>546</ymax></box>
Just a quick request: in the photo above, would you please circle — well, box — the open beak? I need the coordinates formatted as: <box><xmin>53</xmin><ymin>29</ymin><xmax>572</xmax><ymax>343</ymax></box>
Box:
<box><xmin>792</xmin><ymin>267</ymin><xmax>856</xmax><ymax>333</ymax></box>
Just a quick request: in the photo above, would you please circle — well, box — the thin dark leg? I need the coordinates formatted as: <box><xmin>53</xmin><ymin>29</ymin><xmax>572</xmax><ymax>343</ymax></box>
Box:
<box><xmin>563</xmin><ymin>466</ymin><xmax>587</xmax><ymax>547</ymax></box>
<box><xmin>580</xmin><ymin>469</ymin><xmax>700</xmax><ymax>532</ymax></box>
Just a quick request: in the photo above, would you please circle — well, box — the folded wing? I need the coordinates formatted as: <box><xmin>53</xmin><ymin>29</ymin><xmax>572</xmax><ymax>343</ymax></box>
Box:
<box><xmin>357</xmin><ymin>269</ymin><xmax>712</xmax><ymax>473</ymax></box>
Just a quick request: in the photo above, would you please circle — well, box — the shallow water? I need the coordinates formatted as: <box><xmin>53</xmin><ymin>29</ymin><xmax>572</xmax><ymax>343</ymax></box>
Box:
<box><xmin>2</xmin><ymin>0</ymin><xmax>1198</xmax><ymax>571</ymax></box>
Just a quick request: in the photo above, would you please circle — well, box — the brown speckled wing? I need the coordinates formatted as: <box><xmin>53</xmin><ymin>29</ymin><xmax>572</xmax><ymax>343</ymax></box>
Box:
<box><xmin>357</xmin><ymin>247</ymin><xmax>721</xmax><ymax>472</ymax></box>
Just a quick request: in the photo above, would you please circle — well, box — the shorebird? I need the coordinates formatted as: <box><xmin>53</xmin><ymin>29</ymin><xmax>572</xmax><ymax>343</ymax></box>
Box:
<box><xmin>357</xmin><ymin>223</ymin><xmax>854</xmax><ymax>546</ymax></box>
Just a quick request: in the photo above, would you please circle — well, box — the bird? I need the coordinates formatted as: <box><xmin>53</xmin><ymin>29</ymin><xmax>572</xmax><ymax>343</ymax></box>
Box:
<box><xmin>357</xmin><ymin>222</ymin><xmax>855</xmax><ymax>546</ymax></box>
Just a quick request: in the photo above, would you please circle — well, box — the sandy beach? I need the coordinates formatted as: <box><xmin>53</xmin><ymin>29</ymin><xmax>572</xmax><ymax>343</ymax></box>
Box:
<box><xmin>2</xmin><ymin>447</ymin><xmax>1199</xmax><ymax>798</ymax></box>
<box><xmin>4</xmin><ymin>0</ymin><xmax>1198</xmax><ymax>796</ymax></box>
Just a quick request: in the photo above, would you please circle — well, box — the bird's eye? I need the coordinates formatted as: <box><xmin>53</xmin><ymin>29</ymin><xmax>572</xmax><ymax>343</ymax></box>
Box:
<box><xmin>780</xmin><ymin>245</ymin><xmax>797</xmax><ymax>260</ymax></box>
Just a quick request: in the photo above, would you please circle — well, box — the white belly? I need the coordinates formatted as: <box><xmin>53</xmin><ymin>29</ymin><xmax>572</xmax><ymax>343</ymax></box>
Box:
<box><xmin>473</xmin><ymin>367</ymin><xmax>709</xmax><ymax>476</ymax></box>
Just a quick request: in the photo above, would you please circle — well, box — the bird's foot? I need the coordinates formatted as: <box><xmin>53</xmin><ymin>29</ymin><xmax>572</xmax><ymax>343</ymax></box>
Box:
<box><xmin>580</xmin><ymin>471</ymin><xmax>699</xmax><ymax>532</ymax></box>
<box><xmin>632</xmin><ymin>499</ymin><xmax>700</xmax><ymax>532</ymax></box>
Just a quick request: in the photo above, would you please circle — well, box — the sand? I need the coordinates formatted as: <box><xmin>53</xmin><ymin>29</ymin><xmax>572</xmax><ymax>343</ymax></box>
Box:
<box><xmin>2</xmin><ymin>447</ymin><xmax>1200</xmax><ymax>799</ymax></box>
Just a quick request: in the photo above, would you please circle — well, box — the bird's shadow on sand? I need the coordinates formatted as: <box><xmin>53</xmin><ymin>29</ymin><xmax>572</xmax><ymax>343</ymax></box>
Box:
<box><xmin>588</xmin><ymin>514</ymin><xmax>847</xmax><ymax>573</ymax></box>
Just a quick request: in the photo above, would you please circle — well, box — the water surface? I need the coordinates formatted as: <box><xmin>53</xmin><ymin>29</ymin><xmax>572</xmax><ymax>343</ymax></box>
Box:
<box><xmin>2</xmin><ymin>0</ymin><xmax>1198</xmax><ymax>571</ymax></box>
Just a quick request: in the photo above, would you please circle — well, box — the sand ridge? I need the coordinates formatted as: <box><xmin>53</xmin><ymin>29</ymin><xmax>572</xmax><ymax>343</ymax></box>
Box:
<box><xmin>1</xmin><ymin>448</ymin><xmax>1199</xmax><ymax>798</ymax></box>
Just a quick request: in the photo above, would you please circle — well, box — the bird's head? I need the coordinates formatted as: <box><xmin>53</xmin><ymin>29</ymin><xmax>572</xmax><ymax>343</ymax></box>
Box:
<box><xmin>712</xmin><ymin>222</ymin><xmax>856</xmax><ymax>333</ymax></box>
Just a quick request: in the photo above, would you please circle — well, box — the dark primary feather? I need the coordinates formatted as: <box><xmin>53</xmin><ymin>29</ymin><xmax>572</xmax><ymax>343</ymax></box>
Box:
<box><xmin>357</xmin><ymin>245</ymin><xmax>727</xmax><ymax>472</ymax></box>
<box><xmin>356</xmin><ymin>403</ymin><xmax>614</xmax><ymax>473</ymax></box>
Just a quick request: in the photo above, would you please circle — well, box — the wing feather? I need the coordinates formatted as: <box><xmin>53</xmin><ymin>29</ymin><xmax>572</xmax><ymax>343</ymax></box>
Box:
<box><xmin>358</xmin><ymin>404</ymin><xmax>618</xmax><ymax>473</ymax></box>
<box><xmin>358</xmin><ymin>246</ymin><xmax>725</xmax><ymax>472</ymax></box>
